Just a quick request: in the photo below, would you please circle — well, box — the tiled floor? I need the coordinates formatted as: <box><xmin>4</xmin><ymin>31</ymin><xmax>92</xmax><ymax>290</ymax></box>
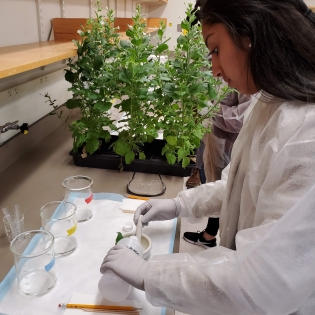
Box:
<box><xmin>174</xmin><ymin>177</ymin><xmax>220</xmax><ymax>315</ymax></box>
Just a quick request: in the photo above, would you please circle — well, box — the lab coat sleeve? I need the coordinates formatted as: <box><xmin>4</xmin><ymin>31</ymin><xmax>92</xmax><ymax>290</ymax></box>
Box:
<box><xmin>176</xmin><ymin>164</ymin><xmax>230</xmax><ymax>221</ymax></box>
<box><xmin>211</xmin><ymin>93</ymin><xmax>253</xmax><ymax>133</ymax></box>
<box><xmin>144</xmin><ymin>185</ymin><xmax>315</xmax><ymax>315</ymax></box>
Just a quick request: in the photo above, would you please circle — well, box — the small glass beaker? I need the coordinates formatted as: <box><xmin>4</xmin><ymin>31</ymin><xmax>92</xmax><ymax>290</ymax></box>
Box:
<box><xmin>62</xmin><ymin>175</ymin><xmax>93</xmax><ymax>222</ymax></box>
<box><xmin>40</xmin><ymin>201</ymin><xmax>77</xmax><ymax>257</ymax></box>
<box><xmin>3</xmin><ymin>213</ymin><xmax>24</xmax><ymax>243</ymax></box>
<box><xmin>10</xmin><ymin>230</ymin><xmax>56</xmax><ymax>296</ymax></box>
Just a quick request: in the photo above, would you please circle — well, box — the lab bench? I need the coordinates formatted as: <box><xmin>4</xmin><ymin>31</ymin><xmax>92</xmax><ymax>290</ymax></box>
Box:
<box><xmin>0</xmin><ymin>114</ymin><xmax>183</xmax><ymax>314</ymax></box>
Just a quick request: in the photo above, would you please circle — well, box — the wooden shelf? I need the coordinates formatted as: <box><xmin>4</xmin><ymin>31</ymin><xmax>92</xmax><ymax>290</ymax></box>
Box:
<box><xmin>137</xmin><ymin>0</ymin><xmax>167</xmax><ymax>3</ymax></box>
<box><xmin>0</xmin><ymin>17</ymin><xmax>163</xmax><ymax>80</ymax></box>
<box><xmin>0</xmin><ymin>41</ymin><xmax>77</xmax><ymax>79</ymax></box>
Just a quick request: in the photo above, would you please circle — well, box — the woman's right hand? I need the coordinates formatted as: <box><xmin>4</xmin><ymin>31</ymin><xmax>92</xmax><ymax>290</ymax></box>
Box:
<box><xmin>133</xmin><ymin>198</ymin><xmax>180</xmax><ymax>226</ymax></box>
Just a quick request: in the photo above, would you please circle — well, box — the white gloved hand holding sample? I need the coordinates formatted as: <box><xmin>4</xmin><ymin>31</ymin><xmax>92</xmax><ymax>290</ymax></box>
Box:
<box><xmin>100</xmin><ymin>245</ymin><xmax>148</xmax><ymax>290</ymax></box>
<box><xmin>133</xmin><ymin>198</ymin><xmax>181</xmax><ymax>226</ymax></box>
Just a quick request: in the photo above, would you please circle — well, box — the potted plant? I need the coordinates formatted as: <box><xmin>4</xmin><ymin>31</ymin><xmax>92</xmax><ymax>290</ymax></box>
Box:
<box><xmin>108</xmin><ymin>5</ymin><xmax>170</xmax><ymax>165</ymax></box>
<box><xmin>156</xmin><ymin>4</ymin><xmax>230</xmax><ymax>168</ymax></box>
<box><xmin>46</xmin><ymin>2</ymin><xmax>230</xmax><ymax>176</ymax></box>
<box><xmin>62</xmin><ymin>2</ymin><xmax>120</xmax><ymax>157</ymax></box>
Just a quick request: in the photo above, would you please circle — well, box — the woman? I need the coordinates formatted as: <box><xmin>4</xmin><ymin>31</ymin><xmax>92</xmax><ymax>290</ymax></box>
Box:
<box><xmin>101</xmin><ymin>1</ymin><xmax>315</xmax><ymax>314</ymax></box>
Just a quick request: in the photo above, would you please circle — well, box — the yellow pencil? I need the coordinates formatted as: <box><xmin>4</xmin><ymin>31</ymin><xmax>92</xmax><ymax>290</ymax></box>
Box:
<box><xmin>126</xmin><ymin>195</ymin><xmax>149</xmax><ymax>200</ymax></box>
<box><xmin>58</xmin><ymin>303</ymin><xmax>141</xmax><ymax>311</ymax></box>
<box><xmin>82</xmin><ymin>309</ymin><xmax>140</xmax><ymax>314</ymax></box>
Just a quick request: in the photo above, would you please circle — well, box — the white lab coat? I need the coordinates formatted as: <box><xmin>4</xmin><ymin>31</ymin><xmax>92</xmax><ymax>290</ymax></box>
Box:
<box><xmin>144</xmin><ymin>95</ymin><xmax>315</xmax><ymax>315</ymax></box>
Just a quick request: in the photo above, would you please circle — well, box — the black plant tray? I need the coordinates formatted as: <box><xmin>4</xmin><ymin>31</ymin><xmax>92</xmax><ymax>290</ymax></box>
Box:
<box><xmin>70</xmin><ymin>137</ymin><xmax>195</xmax><ymax>177</ymax></box>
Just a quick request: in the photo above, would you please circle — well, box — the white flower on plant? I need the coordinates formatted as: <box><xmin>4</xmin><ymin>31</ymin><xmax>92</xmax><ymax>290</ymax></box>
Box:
<box><xmin>128</xmin><ymin>24</ymin><xmax>133</xmax><ymax>29</ymax></box>
<box><xmin>100</xmin><ymin>20</ymin><xmax>104</xmax><ymax>25</ymax></box>
<box><xmin>77</xmin><ymin>30</ymin><xmax>83</xmax><ymax>35</ymax></box>
<box><xmin>117</xmin><ymin>26</ymin><xmax>120</xmax><ymax>30</ymax></box>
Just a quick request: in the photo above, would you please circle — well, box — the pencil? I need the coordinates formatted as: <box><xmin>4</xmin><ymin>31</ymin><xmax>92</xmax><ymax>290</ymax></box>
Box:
<box><xmin>82</xmin><ymin>308</ymin><xmax>140</xmax><ymax>314</ymax></box>
<box><xmin>126</xmin><ymin>195</ymin><xmax>149</xmax><ymax>201</ymax></box>
<box><xmin>58</xmin><ymin>303</ymin><xmax>141</xmax><ymax>311</ymax></box>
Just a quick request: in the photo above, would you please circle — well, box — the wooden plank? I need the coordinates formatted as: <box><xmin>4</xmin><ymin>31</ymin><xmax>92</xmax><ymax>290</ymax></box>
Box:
<box><xmin>52</xmin><ymin>18</ymin><xmax>88</xmax><ymax>41</ymax></box>
<box><xmin>0</xmin><ymin>41</ymin><xmax>77</xmax><ymax>79</ymax></box>
<box><xmin>146</xmin><ymin>18</ymin><xmax>167</xmax><ymax>28</ymax></box>
<box><xmin>114</xmin><ymin>18</ymin><xmax>134</xmax><ymax>32</ymax></box>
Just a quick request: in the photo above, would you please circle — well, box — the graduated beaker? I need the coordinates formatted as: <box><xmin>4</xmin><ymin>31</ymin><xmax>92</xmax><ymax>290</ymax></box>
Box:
<box><xmin>40</xmin><ymin>201</ymin><xmax>77</xmax><ymax>256</ymax></box>
<box><xmin>62</xmin><ymin>175</ymin><xmax>93</xmax><ymax>222</ymax></box>
<box><xmin>10</xmin><ymin>230</ymin><xmax>56</xmax><ymax>296</ymax></box>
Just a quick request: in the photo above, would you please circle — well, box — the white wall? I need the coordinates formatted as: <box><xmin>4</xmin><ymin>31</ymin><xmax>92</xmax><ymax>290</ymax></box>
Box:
<box><xmin>148</xmin><ymin>0</ymin><xmax>195</xmax><ymax>50</ymax></box>
<box><xmin>0</xmin><ymin>70</ymin><xmax>71</xmax><ymax>144</ymax></box>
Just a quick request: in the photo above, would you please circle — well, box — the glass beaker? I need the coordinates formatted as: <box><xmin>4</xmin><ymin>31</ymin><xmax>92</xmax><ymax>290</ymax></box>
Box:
<box><xmin>10</xmin><ymin>230</ymin><xmax>56</xmax><ymax>296</ymax></box>
<box><xmin>40</xmin><ymin>201</ymin><xmax>77</xmax><ymax>257</ymax></box>
<box><xmin>62</xmin><ymin>175</ymin><xmax>93</xmax><ymax>222</ymax></box>
<box><xmin>3</xmin><ymin>213</ymin><xmax>24</xmax><ymax>243</ymax></box>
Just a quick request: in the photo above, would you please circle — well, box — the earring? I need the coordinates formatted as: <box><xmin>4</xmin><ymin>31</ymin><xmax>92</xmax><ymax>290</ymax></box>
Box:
<box><xmin>249</xmin><ymin>43</ymin><xmax>252</xmax><ymax>48</ymax></box>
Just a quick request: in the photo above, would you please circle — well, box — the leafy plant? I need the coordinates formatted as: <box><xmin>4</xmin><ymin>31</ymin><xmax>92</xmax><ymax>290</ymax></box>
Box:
<box><xmin>46</xmin><ymin>2</ymin><xmax>231</xmax><ymax>169</ymax></box>
<box><xmin>64</xmin><ymin>1</ymin><xmax>120</xmax><ymax>155</ymax></box>
<box><xmin>111</xmin><ymin>6</ymin><xmax>170</xmax><ymax>164</ymax></box>
<box><xmin>42</xmin><ymin>92</ymin><xmax>68</xmax><ymax>119</ymax></box>
<box><xmin>157</xmin><ymin>3</ymin><xmax>231</xmax><ymax>168</ymax></box>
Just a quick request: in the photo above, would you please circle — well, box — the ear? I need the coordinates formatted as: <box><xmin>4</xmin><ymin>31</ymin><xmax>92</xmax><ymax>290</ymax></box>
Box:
<box><xmin>242</xmin><ymin>37</ymin><xmax>252</xmax><ymax>50</ymax></box>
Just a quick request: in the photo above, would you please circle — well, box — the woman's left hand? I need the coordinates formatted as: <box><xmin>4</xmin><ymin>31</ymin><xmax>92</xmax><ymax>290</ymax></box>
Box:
<box><xmin>100</xmin><ymin>245</ymin><xmax>148</xmax><ymax>290</ymax></box>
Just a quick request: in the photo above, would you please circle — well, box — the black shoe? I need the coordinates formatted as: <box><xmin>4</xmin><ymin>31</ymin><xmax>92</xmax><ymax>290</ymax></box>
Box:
<box><xmin>183</xmin><ymin>230</ymin><xmax>217</xmax><ymax>249</ymax></box>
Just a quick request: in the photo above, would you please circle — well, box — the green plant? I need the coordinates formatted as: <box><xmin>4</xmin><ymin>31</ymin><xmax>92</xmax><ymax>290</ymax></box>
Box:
<box><xmin>157</xmin><ymin>3</ymin><xmax>231</xmax><ymax>167</ymax></box>
<box><xmin>64</xmin><ymin>1</ymin><xmax>120</xmax><ymax>155</ymax></box>
<box><xmin>42</xmin><ymin>92</ymin><xmax>67</xmax><ymax>119</ymax></box>
<box><xmin>46</xmin><ymin>2</ymin><xmax>231</xmax><ymax>169</ymax></box>
<box><xmin>111</xmin><ymin>5</ymin><xmax>170</xmax><ymax>164</ymax></box>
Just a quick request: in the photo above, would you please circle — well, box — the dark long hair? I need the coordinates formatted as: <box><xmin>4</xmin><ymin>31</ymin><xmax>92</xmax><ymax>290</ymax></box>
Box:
<box><xmin>200</xmin><ymin>0</ymin><xmax>315</xmax><ymax>103</ymax></box>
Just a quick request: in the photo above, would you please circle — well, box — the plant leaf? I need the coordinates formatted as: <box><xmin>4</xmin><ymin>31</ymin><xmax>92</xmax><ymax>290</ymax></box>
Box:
<box><xmin>115</xmin><ymin>232</ymin><xmax>124</xmax><ymax>245</ymax></box>
<box><xmin>87</xmin><ymin>92</ymin><xmax>98</xmax><ymax>100</ymax></box>
<box><xmin>85</xmin><ymin>139</ymin><xmax>99</xmax><ymax>154</ymax></box>
<box><xmin>155</xmin><ymin>43</ymin><xmax>168</xmax><ymax>54</ymax></box>
<box><xmin>94</xmin><ymin>101</ymin><xmax>112</xmax><ymax>112</ymax></box>
<box><xmin>177</xmin><ymin>147</ymin><xmax>187</xmax><ymax>162</ymax></box>
<box><xmin>182</xmin><ymin>157</ymin><xmax>191</xmax><ymax>168</ymax></box>
<box><xmin>100</xmin><ymin>130</ymin><xmax>111</xmax><ymax>142</ymax></box>
<box><xmin>166</xmin><ymin>153</ymin><xmax>176</xmax><ymax>164</ymax></box>
<box><xmin>65</xmin><ymin>70</ymin><xmax>76</xmax><ymax>83</ymax></box>
<box><xmin>125</xmin><ymin>150</ymin><xmax>135</xmax><ymax>164</ymax></box>
<box><xmin>139</xmin><ymin>152</ymin><xmax>146</xmax><ymax>160</ymax></box>
<box><xmin>120</xmin><ymin>40</ymin><xmax>133</xmax><ymax>49</ymax></box>
<box><xmin>166</xmin><ymin>135</ymin><xmax>177</xmax><ymax>146</ymax></box>
<box><xmin>114</xmin><ymin>140</ymin><xmax>130</xmax><ymax>156</ymax></box>
<box><xmin>66</xmin><ymin>99</ymin><xmax>81</xmax><ymax>109</ymax></box>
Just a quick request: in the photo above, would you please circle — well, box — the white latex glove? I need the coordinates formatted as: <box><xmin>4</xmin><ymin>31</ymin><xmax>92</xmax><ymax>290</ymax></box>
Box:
<box><xmin>100</xmin><ymin>245</ymin><xmax>148</xmax><ymax>290</ymax></box>
<box><xmin>133</xmin><ymin>198</ymin><xmax>181</xmax><ymax>226</ymax></box>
